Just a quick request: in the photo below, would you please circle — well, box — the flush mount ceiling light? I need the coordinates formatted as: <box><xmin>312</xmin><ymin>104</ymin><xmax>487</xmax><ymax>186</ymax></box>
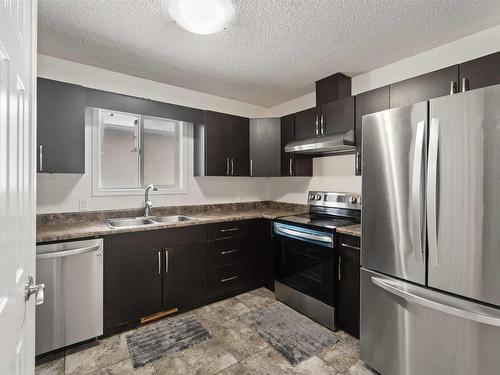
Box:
<box><xmin>167</xmin><ymin>0</ymin><xmax>235</xmax><ymax>35</ymax></box>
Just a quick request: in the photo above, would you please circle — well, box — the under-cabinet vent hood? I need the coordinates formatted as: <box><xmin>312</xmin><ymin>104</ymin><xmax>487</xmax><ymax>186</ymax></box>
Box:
<box><xmin>284</xmin><ymin>130</ymin><xmax>356</xmax><ymax>155</ymax></box>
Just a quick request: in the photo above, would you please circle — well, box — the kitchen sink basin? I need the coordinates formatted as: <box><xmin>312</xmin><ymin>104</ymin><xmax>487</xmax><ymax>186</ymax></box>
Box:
<box><xmin>148</xmin><ymin>215</ymin><xmax>193</xmax><ymax>223</ymax></box>
<box><xmin>105</xmin><ymin>215</ymin><xmax>193</xmax><ymax>229</ymax></box>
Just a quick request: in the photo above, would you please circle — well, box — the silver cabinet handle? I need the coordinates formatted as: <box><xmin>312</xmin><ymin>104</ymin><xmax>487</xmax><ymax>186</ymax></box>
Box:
<box><xmin>221</xmin><ymin>227</ymin><xmax>238</xmax><ymax>233</ymax></box>
<box><xmin>411</xmin><ymin>120</ymin><xmax>426</xmax><ymax>264</ymax></box>
<box><xmin>221</xmin><ymin>276</ymin><xmax>238</xmax><ymax>283</ymax></box>
<box><xmin>226</xmin><ymin>158</ymin><xmax>230</xmax><ymax>176</ymax></box>
<box><xmin>36</xmin><ymin>245</ymin><xmax>100</xmax><ymax>259</ymax></box>
<box><xmin>250</xmin><ymin>159</ymin><xmax>253</xmax><ymax>177</ymax></box>
<box><xmin>221</xmin><ymin>249</ymin><xmax>237</xmax><ymax>255</ymax></box>
<box><xmin>461</xmin><ymin>77</ymin><xmax>468</xmax><ymax>93</ymax></box>
<box><xmin>165</xmin><ymin>249</ymin><xmax>169</xmax><ymax>273</ymax></box>
<box><xmin>449</xmin><ymin>81</ymin><xmax>457</xmax><ymax>95</ymax></box>
<box><xmin>338</xmin><ymin>256</ymin><xmax>342</xmax><ymax>281</ymax></box>
<box><xmin>158</xmin><ymin>251</ymin><xmax>161</xmax><ymax>275</ymax></box>
<box><xmin>39</xmin><ymin>145</ymin><xmax>43</xmax><ymax>172</ymax></box>
<box><xmin>371</xmin><ymin>275</ymin><xmax>500</xmax><ymax>327</ymax></box>
<box><xmin>320</xmin><ymin>114</ymin><xmax>324</xmax><ymax>135</ymax></box>
<box><xmin>340</xmin><ymin>242</ymin><xmax>361</xmax><ymax>251</ymax></box>
<box><xmin>427</xmin><ymin>118</ymin><xmax>440</xmax><ymax>267</ymax></box>
<box><xmin>289</xmin><ymin>157</ymin><xmax>293</xmax><ymax>176</ymax></box>
<box><xmin>231</xmin><ymin>158</ymin><xmax>234</xmax><ymax>176</ymax></box>
<box><xmin>315</xmin><ymin>115</ymin><xmax>319</xmax><ymax>136</ymax></box>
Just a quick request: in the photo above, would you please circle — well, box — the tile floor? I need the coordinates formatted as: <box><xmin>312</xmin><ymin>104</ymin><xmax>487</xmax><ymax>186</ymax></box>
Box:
<box><xmin>35</xmin><ymin>288</ymin><xmax>378</xmax><ymax>375</ymax></box>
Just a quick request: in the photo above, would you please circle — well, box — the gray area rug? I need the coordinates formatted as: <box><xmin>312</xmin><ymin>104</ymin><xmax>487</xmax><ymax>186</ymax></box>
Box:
<box><xmin>126</xmin><ymin>314</ymin><xmax>213</xmax><ymax>368</ymax></box>
<box><xmin>240</xmin><ymin>302</ymin><xmax>339</xmax><ymax>366</ymax></box>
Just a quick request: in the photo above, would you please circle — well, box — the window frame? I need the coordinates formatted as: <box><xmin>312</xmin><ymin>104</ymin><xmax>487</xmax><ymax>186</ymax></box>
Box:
<box><xmin>91</xmin><ymin>108</ymin><xmax>187</xmax><ymax>196</ymax></box>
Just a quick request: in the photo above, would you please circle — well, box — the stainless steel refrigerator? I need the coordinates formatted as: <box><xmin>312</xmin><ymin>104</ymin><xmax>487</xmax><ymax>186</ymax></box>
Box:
<box><xmin>361</xmin><ymin>84</ymin><xmax>500</xmax><ymax>375</ymax></box>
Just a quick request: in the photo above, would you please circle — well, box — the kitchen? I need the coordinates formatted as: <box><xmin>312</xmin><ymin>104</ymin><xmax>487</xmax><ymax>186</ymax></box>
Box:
<box><xmin>1</xmin><ymin>1</ymin><xmax>500</xmax><ymax>375</ymax></box>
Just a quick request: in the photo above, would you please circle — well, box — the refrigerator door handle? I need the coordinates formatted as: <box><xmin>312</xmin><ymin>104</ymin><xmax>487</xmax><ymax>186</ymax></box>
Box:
<box><xmin>371</xmin><ymin>276</ymin><xmax>500</xmax><ymax>327</ymax></box>
<box><xmin>411</xmin><ymin>120</ymin><xmax>426</xmax><ymax>264</ymax></box>
<box><xmin>427</xmin><ymin>118</ymin><xmax>440</xmax><ymax>267</ymax></box>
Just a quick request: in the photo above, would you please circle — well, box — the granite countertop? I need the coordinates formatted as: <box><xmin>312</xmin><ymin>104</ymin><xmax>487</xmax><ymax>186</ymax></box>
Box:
<box><xmin>36</xmin><ymin>201</ymin><xmax>308</xmax><ymax>243</ymax></box>
<box><xmin>336</xmin><ymin>224</ymin><xmax>361</xmax><ymax>237</ymax></box>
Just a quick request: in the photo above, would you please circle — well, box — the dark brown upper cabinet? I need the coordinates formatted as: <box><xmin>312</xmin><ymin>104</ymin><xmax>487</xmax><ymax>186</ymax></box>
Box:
<box><xmin>459</xmin><ymin>51</ymin><xmax>500</xmax><ymax>92</ymax></box>
<box><xmin>280</xmin><ymin>114</ymin><xmax>313</xmax><ymax>177</ymax></box>
<box><xmin>321</xmin><ymin>96</ymin><xmax>355</xmax><ymax>136</ymax></box>
<box><xmin>249</xmin><ymin>118</ymin><xmax>281</xmax><ymax>177</ymax></box>
<box><xmin>37</xmin><ymin>78</ymin><xmax>86</xmax><ymax>174</ymax></box>
<box><xmin>355</xmin><ymin>86</ymin><xmax>390</xmax><ymax>175</ymax></box>
<box><xmin>316</xmin><ymin>73</ymin><xmax>351</xmax><ymax>106</ymax></box>
<box><xmin>390</xmin><ymin>66</ymin><xmax>459</xmax><ymax>108</ymax></box>
<box><xmin>195</xmin><ymin>110</ymin><xmax>249</xmax><ymax>176</ymax></box>
<box><xmin>294</xmin><ymin>107</ymin><xmax>321</xmax><ymax>140</ymax></box>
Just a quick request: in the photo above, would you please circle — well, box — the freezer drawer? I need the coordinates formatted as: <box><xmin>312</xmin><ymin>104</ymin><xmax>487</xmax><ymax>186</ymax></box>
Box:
<box><xmin>36</xmin><ymin>239</ymin><xmax>103</xmax><ymax>355</ymax></box>
<box><xmin>361</xmin><ymin>268</ymin><xmax>500</xmax><ymax>375</ymax></box>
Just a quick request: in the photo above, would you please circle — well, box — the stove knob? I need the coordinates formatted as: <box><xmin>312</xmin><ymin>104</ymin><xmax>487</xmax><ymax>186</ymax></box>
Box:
<box><xmin>315</xmin><ymin>194</ymin><xmax>321</xmax><ymax>200</ymax></box>
<box><xmin>309</xmin><ymin>194</ymin><xmax>315</xmax><ymax>200</ymax></box>
<box><xmin>349</xmin><ymin>196</ymin><xmax>357</xmax><ymax>204</ymax></box>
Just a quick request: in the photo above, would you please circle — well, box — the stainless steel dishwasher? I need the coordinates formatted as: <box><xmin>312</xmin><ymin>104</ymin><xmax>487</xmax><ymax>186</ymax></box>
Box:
<box><xmin>36</xmin><ymin>238</ymin><xmax>103</xmax><ymax>355</ymax></box>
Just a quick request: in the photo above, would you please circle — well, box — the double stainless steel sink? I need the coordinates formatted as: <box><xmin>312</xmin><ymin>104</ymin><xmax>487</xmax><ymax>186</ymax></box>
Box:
<box><xmin>106</xmin><ymin>215</ymin><xmax>193</xmax><ymax>229</ymax></box>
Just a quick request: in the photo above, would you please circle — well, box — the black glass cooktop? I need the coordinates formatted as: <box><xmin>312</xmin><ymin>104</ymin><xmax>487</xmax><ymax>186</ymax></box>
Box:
<box><xmin>275</xmin><ymin>213</ymin><xmax>358</xmax><ymax>231</ymax></box>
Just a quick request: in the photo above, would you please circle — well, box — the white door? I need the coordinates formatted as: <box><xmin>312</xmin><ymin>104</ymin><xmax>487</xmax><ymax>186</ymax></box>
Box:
<box><xmin>0</xmin><ymin>1</ymin><xmax>38</xmax><ymax>374</ymax></box>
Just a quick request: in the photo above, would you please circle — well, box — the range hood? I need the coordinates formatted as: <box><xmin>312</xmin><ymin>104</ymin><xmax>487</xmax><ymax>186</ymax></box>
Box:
<box><xmin>284</xmin><ymin>130</ymin><xmax>356</xmax><ymax>155</ymax></box>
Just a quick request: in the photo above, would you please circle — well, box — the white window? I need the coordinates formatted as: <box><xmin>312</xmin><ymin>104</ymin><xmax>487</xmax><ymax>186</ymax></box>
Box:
<box><xmin>92</xmin><ymin>108</ymin><xmax>186</xmax><ymax>195</ymax></box>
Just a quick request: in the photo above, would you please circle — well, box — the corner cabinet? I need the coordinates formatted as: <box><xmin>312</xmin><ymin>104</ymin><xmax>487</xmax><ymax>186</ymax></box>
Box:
<box><xmin>194</xmin><ymin>110</ymin><xmax>249</xmax><ymax>176</ymax></box>
<box><xmin>280</xmin><ymin>114</ymin><xmax>312</xmax><ymax>176</ymax></box>
<box><xmin>249</xmin><ymin>118</ymin><xmax>281</xmax><ymax>177</ymax></box>
<box><xmin>37</xmin><ymin>78</ymin><xmax>86</xmax><ymax>173</ymax></box>
<box><xmin>336</xmin><ymin>234</ymin><xmax>360</xmax><ymax>338</ymax></box>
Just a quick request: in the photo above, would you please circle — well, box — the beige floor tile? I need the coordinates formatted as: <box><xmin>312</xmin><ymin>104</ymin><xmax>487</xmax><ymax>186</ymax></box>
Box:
<box><xmin>216</xmin><ymin>363</ymin><xmax>250</xmax><ymax>375</ymax></box>
<box><xmin>235</xmin><ymin>289</ymin><xmax>276</xmax><ymax>311</ymax></box>
<box><xmin>35</xmin><ymin>352</ymin><xmax>65</xmax><ymax>375</ymax></box>
<box><xmin>153</xmin><ymin>338</ymin><xmax>238</xmax><ymax>375</ymax></box>
<box><xmin>241</xmin><ymin>347</ymin><xmax>337</xmax><ymax>375</ymax></box>
<box><xmin>193</xmin><ymin>297</ymin><xmax>251</xmax><ymax>326</ymax></box>
<box><xmin>344</xmin><ymin>360</ymin><xmax>379</xmax><ymax>375</ymax></box>
<box><xmin>208</xmin><ymin>317</ymin><xmax>269</xmax><ymax>361</ymax></box>
<box><xmin>317</xmin><ymin>338</ymin><xmax>359</xmax><ymax>373</ymax></box>
<box><xmin>65</xmin><ymin>332</ymin><xmax>133</xmax><ymax>375</ymax></box>
<box><xmin>89</xmin><ymin>358</ymin><xmax>157</xmax><ymax>375</ymax></box>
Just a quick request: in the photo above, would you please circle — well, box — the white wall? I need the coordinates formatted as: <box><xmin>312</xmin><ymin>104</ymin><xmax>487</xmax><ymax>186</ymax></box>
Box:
<box><xmin>268</xmin><ymin>24</ymin><xmax>500</xmax><ymax>204</ymax></box>
<box><xmin>36</xmin><ymin>55</ymin><xmax>271</xmax><ymax>213</ymax></box>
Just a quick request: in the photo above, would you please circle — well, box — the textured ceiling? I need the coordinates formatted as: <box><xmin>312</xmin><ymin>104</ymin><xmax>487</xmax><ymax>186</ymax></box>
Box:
<box><xmin>38</xmin><ymin>0</ymin><xmax>500</xmax><ymax>107</ymax></box>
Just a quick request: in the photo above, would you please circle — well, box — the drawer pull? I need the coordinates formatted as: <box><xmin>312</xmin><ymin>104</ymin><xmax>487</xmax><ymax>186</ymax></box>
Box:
<box><xmin>340</xmin><ymin>242</ymin><xmax>360</xmax><ymax>251</ymax></box>
<box><xmin>221</xmin><ymin>249</ymin><xmax>237</xmax><ymax>255</ymax></box>
<box><xmin>221</xmin><ymin>228</ymin><xmax>238</xmax><ymax>233</ymax></box>
<box><xmin>221</xmin><ymin>275</ymin><xmax>238</xmax><ymax>283</ymax></box>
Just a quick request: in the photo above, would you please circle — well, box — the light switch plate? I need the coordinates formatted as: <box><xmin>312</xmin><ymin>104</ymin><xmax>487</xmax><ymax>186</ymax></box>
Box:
<box><xmin>79</xmin><ymin>198</ymin><xmax>88</xmax><ymax>211</ymax></box>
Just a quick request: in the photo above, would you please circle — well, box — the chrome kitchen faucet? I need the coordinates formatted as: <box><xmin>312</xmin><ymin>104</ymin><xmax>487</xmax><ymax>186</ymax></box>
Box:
<box><xmin>144</xmin><ymin>184</ymin><xmax>158</xmax><ymax>217</ymax></box>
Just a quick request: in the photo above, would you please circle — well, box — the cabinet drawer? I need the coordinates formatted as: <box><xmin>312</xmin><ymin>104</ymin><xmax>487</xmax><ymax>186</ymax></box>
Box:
<box><xmin>208</xmin><ymin>238</ymin><xmax>248</xmax><ymax>266</ymax></box>
<box><xmin>338</xmin><ymin>234</ymin><xmax>360</xmax><ymax>251</ymax></box>
<box><xmin>207</xmin><ymin>221</ymin><xmax>247</xmax><ymax>240</ymax></box>
<box><xmin>207</xmin><ymin>262</ymin><xmax>249</xmax><ymax>297</ymax></box>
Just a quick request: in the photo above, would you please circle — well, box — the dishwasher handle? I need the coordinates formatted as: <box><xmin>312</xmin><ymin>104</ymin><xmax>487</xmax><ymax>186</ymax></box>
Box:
<box><xmin>36</xmin><ymin>245</ymin><xmax>100</xmax><ymax>259</ymax></box>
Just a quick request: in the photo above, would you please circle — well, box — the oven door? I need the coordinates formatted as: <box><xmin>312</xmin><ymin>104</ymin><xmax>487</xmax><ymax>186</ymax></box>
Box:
<box><xmin>273</xmin><ymin>222</ymin><xmax>335</xmax><ymax>306</ymax></box>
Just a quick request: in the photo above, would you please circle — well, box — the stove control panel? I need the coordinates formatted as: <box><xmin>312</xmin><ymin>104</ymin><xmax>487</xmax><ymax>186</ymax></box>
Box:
<box><xmin>308</xmin><ymin>191</ymin><xmax>362</xmax><ymax>210</ymax></box>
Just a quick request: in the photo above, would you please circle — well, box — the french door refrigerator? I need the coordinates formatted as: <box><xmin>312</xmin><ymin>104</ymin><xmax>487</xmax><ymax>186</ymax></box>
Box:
<box><xmin>361</xmin><ymin>84</ymin><xmax>500</xmax><ymax>375</ymax></box>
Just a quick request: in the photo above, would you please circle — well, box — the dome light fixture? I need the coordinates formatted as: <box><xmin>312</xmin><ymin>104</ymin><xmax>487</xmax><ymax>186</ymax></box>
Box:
<box><xmin>167</xmin><ymin>0</ymin><xmax>235</xmax><ymax>35</ymax></box>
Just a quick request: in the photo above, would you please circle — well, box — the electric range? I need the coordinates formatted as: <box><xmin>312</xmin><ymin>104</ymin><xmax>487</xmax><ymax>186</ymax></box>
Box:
<box><xmin>273</xmin><ymin>191</ymin><xmax>361</xmax><ymax>330</ymax></box>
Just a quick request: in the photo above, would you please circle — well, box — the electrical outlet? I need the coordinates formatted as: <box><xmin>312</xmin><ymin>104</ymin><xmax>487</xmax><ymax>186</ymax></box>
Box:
<box><xmin>79</xmin><ymin>198</ymin><xmax>88</xmax><ymax>211</ymax></box>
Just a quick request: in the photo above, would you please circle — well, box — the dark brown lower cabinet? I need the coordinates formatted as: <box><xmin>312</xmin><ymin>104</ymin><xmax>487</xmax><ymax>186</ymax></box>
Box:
<box><xmin>336</xmin><ymin>234</ymin><xmax>361</xmax><ymax>338</ymax></box>
<box><xmin>249</xmin><ymin>219</ymin><xmax>274</xmax><ymax>290</ymax></box>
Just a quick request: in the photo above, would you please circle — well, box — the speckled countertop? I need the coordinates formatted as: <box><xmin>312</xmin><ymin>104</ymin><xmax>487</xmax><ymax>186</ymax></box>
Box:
<box><xmin>36</xmin><ymin>201</ymin><xmax>308</xmax><ymax>243</ymax></box>
<box><xmin>336</xmin><ymin>224</ymin><xmax>361</xmax><ymax>237</ymax></box>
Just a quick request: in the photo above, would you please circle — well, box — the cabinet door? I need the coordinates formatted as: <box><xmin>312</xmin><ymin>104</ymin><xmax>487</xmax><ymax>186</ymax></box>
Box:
<box><xmin>249</xmin><ymin>118</ymin><xmax>280</xmax><ymax>177</ymax></box>
<box><xmin>294</xmin><ymin>107</ymin><xmax>320</xmax><ymax>140</ymax></box>
<box><xmin>321</xmin><ymin>96</ymin><xmax>354</xmax><ymax>136</ymax></box>
<box><xmin>459</xmin><ymin>51</ymin><xmax>500</xmax><ymax>92</ymax></box>
<box><xmin>37</xmin><ymin>78</ymin><xmax>85</xmax><ymax>173</ymax></box>
<box><xmin>163</xmin><ymin>243</ymin><xmax>207</xmax><ymax>312</ymax></box>
<box><xmin>390</xmin><ymin>66</ymin><xmax>458</xmax><ymax>108</ymax></box>
<box><xmin>205</xmin><ymin>110</ymin><xmax>234</xmax><ymax>176</ymax></box>
<box><xmin>228</xmin><ymin>115</ymin><xmax>249</xmax><ymax>176</ymax></box>
<box><xmin>337</xmin><ymin>235</ymin><xmax>360</xmax><ymax>338</ymax></box>
<box><xmin>249</xmin><ymin>220</ymin><xmax>274</xmax><ymax>290</ymax></box>
<box><xmin>104</xmin><ymin>232</ymin><xmax>163</xmax><ymax>331</ymax></box>
<box><xmin>280</xmin><ymin>114</ymin><xmax>295</xmax><ymax>176</ymax></box>
<box><xmin>355</xmin><ymin>86</ymin><xmax>390</xmax><ymax>175</ymax></box>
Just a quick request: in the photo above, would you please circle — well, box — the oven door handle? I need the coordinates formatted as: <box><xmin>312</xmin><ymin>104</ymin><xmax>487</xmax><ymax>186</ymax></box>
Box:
<box><xmin>274</xmin><ymin>225</ymin><xmax>333</xmax><ymax>245</ymax></box>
